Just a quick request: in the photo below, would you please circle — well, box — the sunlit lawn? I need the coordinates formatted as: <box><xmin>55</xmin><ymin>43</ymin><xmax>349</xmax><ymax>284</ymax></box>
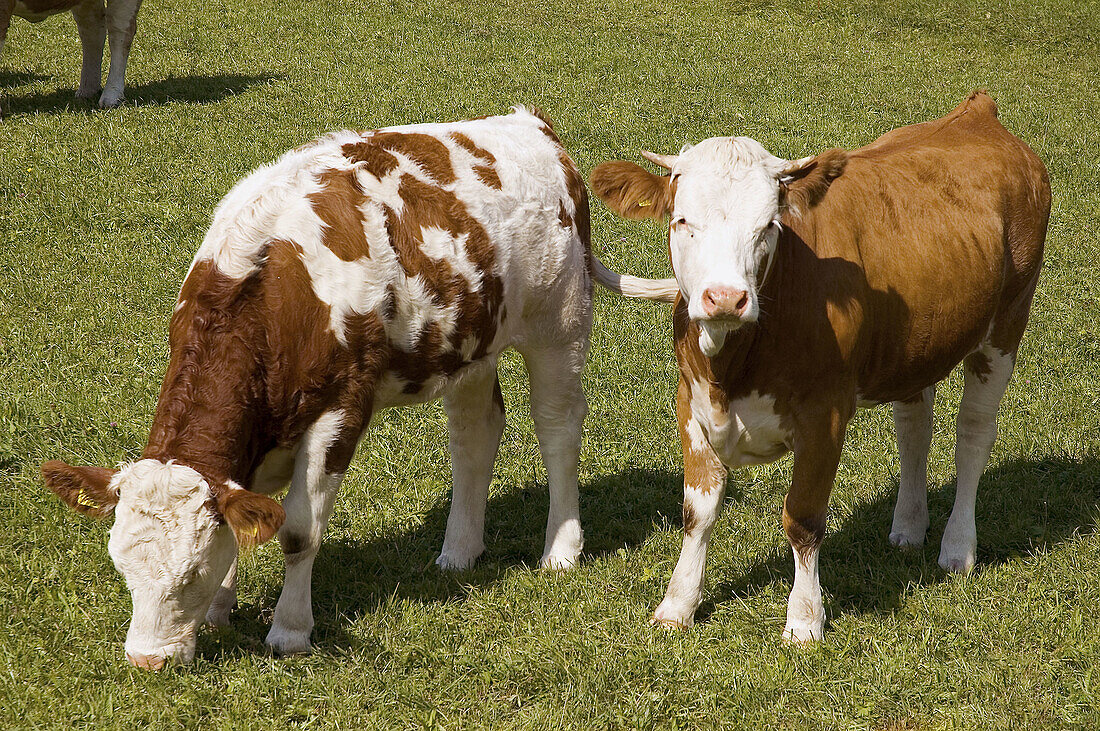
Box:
<box><xmin>1</xmin><ymin>0</ymin><xmax>1098</xmax><ymax>727</ymax></box>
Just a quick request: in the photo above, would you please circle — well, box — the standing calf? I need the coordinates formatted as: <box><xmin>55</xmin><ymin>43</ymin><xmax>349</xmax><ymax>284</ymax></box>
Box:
<box><xmin>590</xmin><ymin>92</ymin><xmax>1050</xmax><ymax>641</ymax></box>
<box><xmin>44</xmin><ymin>108</ymin><xmax>597</xmax><ymax>668</ymax></box>
<box><xmin>2</xmin><ymin>0</ymin><xmax>142</xmax><ymax>108</ymax></box>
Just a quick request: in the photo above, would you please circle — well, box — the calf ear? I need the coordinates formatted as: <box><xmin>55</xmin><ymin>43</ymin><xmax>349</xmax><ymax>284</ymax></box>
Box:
<box><xmin>779</xmin><ymin>149</ymin><xmax>849</xmax><ymax>215</ymax></box>
<box><xmin>216</xmin><ymin>489</ymin><xmax>285</xmax><ymax>549</ymax></box>
<box><xmin>589</xmin><ymin>161</ymin><xmax>673</xmax><ymax>220</ymax></box>
<box><xmin>41</xmin><ymin>461</ymin><xmax>120</xmax><ymax>518</ymax></box>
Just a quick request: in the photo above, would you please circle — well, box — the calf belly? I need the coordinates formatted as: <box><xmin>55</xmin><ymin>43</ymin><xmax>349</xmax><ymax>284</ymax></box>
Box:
<box><xmin>14</xmin><ymin>0</ymin><xmax>82</xmax><ymax>21</ymax></box>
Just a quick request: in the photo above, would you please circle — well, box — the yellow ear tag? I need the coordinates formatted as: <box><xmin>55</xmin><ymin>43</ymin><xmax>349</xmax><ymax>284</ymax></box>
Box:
<box><xmin>76</xmin><ymin>489</ymin><xmax>98</xmax><ymax>509</ymax></box>
<box><xmin>637</xmin><ymin>198</ymin><xmax>652</xmax><ymax>207</ymax></box>
<box><xmin>243</xmin><ymin>526</ymin><xmax>260</xmax><ymax>542</ymax></box>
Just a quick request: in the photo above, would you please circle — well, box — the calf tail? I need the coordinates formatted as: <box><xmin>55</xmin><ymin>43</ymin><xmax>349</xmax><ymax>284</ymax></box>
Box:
<box><xmin>590</xmin><ymin>256</ymin><xmax>678</xmax><ymax>303</ymax></box>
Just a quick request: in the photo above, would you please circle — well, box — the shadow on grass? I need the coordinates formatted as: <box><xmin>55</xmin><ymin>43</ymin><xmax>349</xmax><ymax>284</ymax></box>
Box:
<box><xmin>204</xmin><ymin>467</ymin><xmax>683</xmax><ymax>659</ymax></box>
<box><xmin>2</xmin><ymin>73</ymin><xmax>280</xmax><ymax>116</ymax></box>
<box><xmin>704</xmin><ymin>454</ymin><xmax>1100</xmax><ymax>623</ymax></box>
<box><xmin>0</xmin><ymin>70</ymin><xmax>49</xmax><ymax>88</ymax></box>
<box><xmin>206</xmin><ymin>454</ymin><xmax>1100</xmax><ymax>658</ymax></box>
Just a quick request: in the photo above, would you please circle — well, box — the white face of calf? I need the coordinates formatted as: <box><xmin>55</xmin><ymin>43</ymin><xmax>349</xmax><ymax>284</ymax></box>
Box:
<box><xmin>42</xmin><ymin>458</ymin><xmax>284</xmax><ymax>669</ymax></box>
<box><xmin>107</xmin><ymin>460</ymin><xmax>236</xmax><ymax>667</ymax></box>
<box><xmin>591</xmin><ymin>138</ymin><xmax>815</xmax><ymax>356</ymax></box>
<box><xmin>667</xmin><ymin>139</ymin><xmax>793</xmax><ymax>353</ymax></box>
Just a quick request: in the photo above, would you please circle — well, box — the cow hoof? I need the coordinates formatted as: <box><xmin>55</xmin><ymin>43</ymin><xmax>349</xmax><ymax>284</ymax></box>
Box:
<box><xmin>265</xmin><ymin>627</ymin><xmax>312</xmax><ymax>656</ymax></box>
<box><xmin>937</xmin><ymin>551</ymin><xmax>976</xmax><ymax>574</ymax></box>
<box><xmin>436</xmin><ymin>550</ymin><xmax>481</xmax><ymax>571</ymax></box>
<box><xmin>782</xmin><ymin>622</ymin><xmax>823</xmax><ymax>644</ymax></box>
<box><xmin>98</xmin><ymin>91</ymin><xmax>125</xmax><ymax>109</ymax></box>
<box><xmin>783</xmin><ymin>624</ymin><xmax>827</xmax><ymax>641</ymax></box>
<box><xmin>889</xmin><ymin>530</ymin><xmax>926</xmax><ymax>548</ymax></box>
<box><xmin>539</xmin><ymin>552</ymin><xmax>579</xmax><ymax>570</ymax></box>
<box><xmin>651</xmin><ymin>601</ymin><xmax>694</xmax><ymax>629</ymax></box>
<box><xmin>650</xmin><ymin>615</ymin><xmax>690</xmax><ymax>630</ymax></box>
<box><xmin>205</xmin><ymin>605</ymin><xmax>234</xmax><ymax>627</ymax></box>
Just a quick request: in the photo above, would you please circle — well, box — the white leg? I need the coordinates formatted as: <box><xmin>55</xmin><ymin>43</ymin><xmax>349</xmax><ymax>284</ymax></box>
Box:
<box><xmin>652</xmin><ymin>416</ymin><xmax>727</xmax><ymax>628</ymax></box>
<box><xmin>783</xmin><ymin>545</ymin><xmax>823</xmax><ymax>643</ymax></box>
<box><xmin>71</xmin><ymin>0</ymin><xmax>106</xmax><ymax>100</ymax></box>
<box><xmin>521</xmin><ymin>340</ymin><xmax>588</xmax><ymax>569</ymax></box>
<box><xmin>99</xmin><ymin>0</ymin><xmax>141</xmax><ymax>107</ymax></box>
<box><xmin>939</xmin><ymin>346</ymin><xmax>1015</xmax><ymax>573</ymax></box>
<box><xmin>437</xmin><ymin>361</ymin><xmax>505</xmax><ymax>570</ymax></box>
<box><xmin>205</xmin><ymin>555</ymin><xmax>237</xmax><ymax>626</ymax></box>
<box><xmin>890</xmin><ymin>385</ymin><xmax>935</xmax><ymax>547</ymax></box>
<box><xmin>266</xmin><ymin>411</ymin><xmax>348</xmax><ymax>655</ymax></box>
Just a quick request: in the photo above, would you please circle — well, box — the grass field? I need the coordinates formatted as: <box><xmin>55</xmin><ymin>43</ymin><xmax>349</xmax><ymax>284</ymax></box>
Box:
<box><xmin>2</xmin><ymin>0</ymin><xmax>1099</xmax><ymax>727</ymax></box>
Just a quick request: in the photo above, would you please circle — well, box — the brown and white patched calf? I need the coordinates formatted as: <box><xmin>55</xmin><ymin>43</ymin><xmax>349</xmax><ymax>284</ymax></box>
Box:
<box><xmin>590</xmin><ymin>92</ymin><xmax>1050</xmax><ymax>641</ymax></box>
<box><xmin>2</xmin><ymin>0</ymin><xmax>142</xmax><ymax>108</ymax></box>
<box><xmin>43</xmin><ymin>108</ymin><xmax>600</xmax><ymax>668</ymax></box>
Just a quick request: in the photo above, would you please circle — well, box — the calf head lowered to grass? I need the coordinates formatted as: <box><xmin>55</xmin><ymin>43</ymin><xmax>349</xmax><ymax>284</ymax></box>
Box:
<box><xmin>589</xmin><ymin>92</ymin><xmax>1050</xmax><ymax>641</ymax></box>
<box><xmin>44</xmin><ymin>108</ymin><xmax>617</xmax><ymax>668</ymax></box>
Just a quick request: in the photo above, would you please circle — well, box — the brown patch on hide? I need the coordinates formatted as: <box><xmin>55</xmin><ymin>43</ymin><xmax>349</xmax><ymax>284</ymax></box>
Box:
<box><xmin>310</xmin><ymin>168</ymin><xmax>371</xmax><ymax>261</ymax></box>
<box><xmin>474</xmin><ymin>164</ymin><xmax>502</xmax><ymax>189</ymax></box>
<box><xmin>371</xmin><ymin>132</ymin><xmax>456</xmax><ymax>185</ymax></box>
<box><xmin>448</xmin><ymin>133</ymin><xmax>502</xmax><ymax>189</ymax></box>
<box><xmin>964</xmin><ymin>350</ymin><xmax>992</xmax><ymax>384</ymax></box>
<box><xmin>560</xmin><ymin>152</ymin><xmax>592</xmax><ymax>267</ymax></box>
<box><xmin>380</xmin><ymin>172</ymin><xmax>505</xmax><ymax>391</ymax></box>
<box><xmin>558</xmin><ymin>201</ymin><xmax>573</xmax><ymax>229</ymax></box>
<box><xmin>681</xmin><ymin>502</ymin><xmax>699</xmax><ymax>537</ymax></box>
<box><xmin>449</xmin><ymin>132</ymin><xmax>496</xmax><ymax>163</ymax></box>
<box><xmin>675</xmin><ymin>379</ymin><xmax>726</xmax><ymax>496</ymax></box>
<box><xmin>145</xmin><ymin>260</ymin><xmax>270</xmax><ymax>484</ymax></box>
<box><xmin>342</xmin><ymin>141</ymin><xmax>400</xmax><ymax>180</ymax></box>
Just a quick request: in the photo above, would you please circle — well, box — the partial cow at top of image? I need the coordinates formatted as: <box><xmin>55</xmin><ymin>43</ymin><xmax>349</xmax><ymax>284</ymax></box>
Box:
<box><xmin>1</xmin><ymin>0</ymin><xmax>142</xmax><ymax>109</ymax></box>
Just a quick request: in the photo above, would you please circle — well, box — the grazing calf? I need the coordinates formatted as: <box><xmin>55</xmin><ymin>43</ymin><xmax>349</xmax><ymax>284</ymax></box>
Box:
<box><xmin>589</xmin><ymin>92</ymin><xmax>1049</xmax><ymax>641</ymax></box>
<box><xmin>2</xmin><ymin>0</ymin><xmax>142</xmax><ymax>108</ymax></box>
<box><xmin>43</xmin><ymin>108</ymin><xmax>596</xmax><ymax>668</ymax></box>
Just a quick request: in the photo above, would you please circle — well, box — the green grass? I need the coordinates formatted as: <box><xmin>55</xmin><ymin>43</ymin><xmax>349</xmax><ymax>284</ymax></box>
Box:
<box><xmin>2</xmin><ymin>0</ymin><xmax>1099</xmax><ymax>727</ymax></box>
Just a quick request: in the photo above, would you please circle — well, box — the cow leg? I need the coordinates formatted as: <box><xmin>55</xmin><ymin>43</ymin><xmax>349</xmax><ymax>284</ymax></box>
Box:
<box><xmin>782</xmin><ymin>411</ymin><xmax>846</xmax><ymax>643</ymax></box>
<box><xmin>266</xmin><ymin>411</ymin><xmax>353</xmax><ymax>655</ymax></box>
<box><xmin>70</xmin><ymin>0</ymin><xmax>106</xmax><ymax>100</ymax></box>
<box><xmin>652</xmin><ymin>380</ymin><xmax>728</xmax><ymax>628</ymax></box>
<box><xmin>939</xmin><ymin>346</ymin><xmax>1015</xmax><ymax>573</ymax></box>
<box><xmin>99</xmin><ymin>0</ymin><xmax>141</xmax><ymax>107</ymax></box>
<box><xmin>889</xmin><ymin>385</ymin><xmax>935</xmax><ymax>547</ymax></box>
<box><xmin>437</xmin><ymin>359</ymin><xmax>505</xmax><ymax>570</ymax></box>
<box><xmin>204</xmin><ymin>555</ymin><xmax>237</xmax><ymax>626</ymax></box>
<box><xmin>520</xmin><ymin>339</ymin><xmax>588</xmax><ymax>569</ymax></box>
<box><xmin>1</xmin><ymin>0</ymin><xmax>14</xmax><ymax>59</ymax></box>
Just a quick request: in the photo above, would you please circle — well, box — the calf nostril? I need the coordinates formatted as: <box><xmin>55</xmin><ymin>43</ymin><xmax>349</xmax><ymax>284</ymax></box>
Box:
<box><xmin>734</xmin><ymin>291</ymin><xmax>750</xmax><ymax>315</ymax></box>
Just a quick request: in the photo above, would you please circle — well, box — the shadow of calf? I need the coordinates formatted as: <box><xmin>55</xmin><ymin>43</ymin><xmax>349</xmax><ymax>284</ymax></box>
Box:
<box><xmin>202</xmin><ymin>454</ymin><xmax>1099</xmax><ymax>658</ymax></box>
<box><xmin>202</xmin><ymin>467</ymin><xmax>683</xmax><ymax>657</ymax></box>
<box><xmin>708</xmin><ymin>454</ymin><xmax>1100</xmax><ymax>622</ymax></box>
